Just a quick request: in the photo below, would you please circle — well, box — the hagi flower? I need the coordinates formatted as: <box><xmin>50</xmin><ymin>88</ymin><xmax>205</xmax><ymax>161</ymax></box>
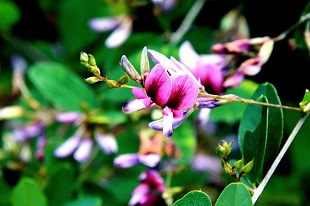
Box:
<box><xmin>122</xmin><ymin>49</ymin><xmax>199</xmax><ymax>137</ymax></box>
<box><xmin>129</xmin><ymin>169</ymin><xmax>166</xmax><ymax>206</ymax></box>
<box><xmin>152</xmin><ymin>0</ymin><xmax>177</xmax><ymax>13</ymax></box>
<box><xmin>54</xmin><ymin>112</ymin><xmax>118</xmax><ymax>162</ymax></box>
<box><xmin>89</xmin><ymin>15</ymin><xmax>133</xmax><ymax>48</ymax></box>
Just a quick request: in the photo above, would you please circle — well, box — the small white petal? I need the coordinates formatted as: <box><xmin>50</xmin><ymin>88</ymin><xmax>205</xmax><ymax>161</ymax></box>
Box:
<box><xmin>179</xmin><ymin>41</ymin><xmax>199</xmax><ymax>69</ymax></box>
<box><xmin>138</xmin><ymin>154</ymin><xmax>161</xmax><ymax>167</ymax></box>
<box><xmin>105</xmin><ymin>16</ymin><xmax>132</xmax><ymax>48</ymax></box>
<box><xmin>55</xmin><ymin>112</ymin><xmax>81</xmax><ymax>123</ymax></box>
<box><xmin>114</xmin><ymin>153</ymin><xmax>139</xmax><ymax>168</ymax></box>
<box><xmin>122</xmin><ymin>99</ymin><xmax>148</xmax><ymax>114</ymax></box>
<box><xmin>95</xmin><ymin>133</ymin><xmax>118</xmax><ymax>154</ymax></box>
<box><xmin>73</xmin><ymin>138</ymin><xmax>93</xmax><ymax>162</ymax></box>
<box><xmin>89</xmin><ymin>17</ymin><xmax>119</xmax><ymax>32</ymax></box>
<box><xmin>54</xmin><ymin>136</ymin><xmax>81</xmax><ymax>158</ymax></box>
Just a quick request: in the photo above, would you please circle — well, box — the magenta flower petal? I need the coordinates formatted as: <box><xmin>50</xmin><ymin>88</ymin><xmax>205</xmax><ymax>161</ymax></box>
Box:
<box><xmin>114</xmin><ymin>153</ymin><xmax>139</xmax><ymax>168</ymax></box>
<box><xmin>238</xmin><ymin>56</ymin><xmax>263</xmax><ymax>76</ymax></box>
<box><xmin>95</xmin><ymin>133</ymin><xmax>118</xmax><ymax>154</ymax></box>
<box><xmin>138</xmin><ymin>154</ymin><xmax>161</xmax><ymax>167</ymax></box>
<box><xmin>129</xmin><ymin>183</ymin><xmax>150</xmax><ymax>206</ymax></box>
<box><xmin>54</xmin><ymin>136</ymin><xmax>81</xmax><ymax>158</ymax></box>
<box><xmin>145</xmin><ymin>64</ymin><xmax>172</xmax><ymax>106</ymax></box>
<box><xmin>142</xmin><ymin>169</ymin><xmax>166</xmax><ymax>192</ymax></box>
<box><xmin>223</xmin><ymin>72</ymin><xmax>245</xmax><ymax>88</ymax></box>
<box><xmin>73</xmin><ymin>138</ymin><xmax>93</xmax><ymax>162</ymax></box>
<box><xmin>168</xmin><ymin>74</ymin><xmax>199</xmax><ymax>109</ymax></box>
<box><xmin>132</xmin><ymin>88</ymin><xmax>148</xmax><ymax>99</ymax></box>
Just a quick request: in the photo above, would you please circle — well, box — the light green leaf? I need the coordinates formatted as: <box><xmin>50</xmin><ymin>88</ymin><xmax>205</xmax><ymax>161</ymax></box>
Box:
<box><xmin>173</xmin><ymin>190</ymin><xmax>212</xmax><ymax>206</ymax></box>
<box><xmin>28</xmin><ymin>62</ymin><xmax>99</xmax><ymax>111</ymax></box>
<box><xmin>215</xmin><ymin>183</ymin><xmax>253</xmax><ymax>206</ymax></box>
<box><xmin>0</xmin><ymin>0</ymin><xmax>20</xmax><ymax>29</ymax></box>
<box><xmin>65</xmin><ymin>196</ymin><xmax>102</xmax><ymax>206</ymax></box>
<box><xmin>11</xmin><ymin>177</ymin><xmax>47</xmax><ymax>206</ymax></box>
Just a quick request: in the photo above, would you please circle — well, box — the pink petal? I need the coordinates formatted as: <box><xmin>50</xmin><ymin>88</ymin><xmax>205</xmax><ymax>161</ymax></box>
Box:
<box><xmin>105</xmin><ymin>16</ymin><xmax>132</xmax><ymax>48</ymax></box>
<box><xmin>223</xmin><ymin>72</ymin><xmax>245</xmax><ymax>88</ymax></box>
<box><xmin>114</xmin><ymin>153</ymin><xmax>139</xmax><ymax>168</ymax></box>
<box><xmin>238</xmin><ymin>57</ymin><xmax>262</xmax><ymax>76</ymax></box>
<box><xmin>129</xmin><ymin>183</ymin><xmax>150</xmax><ymax>206</ymax></box>
<box><xmin>73</xmin><ymin>138</ymin><xmax>93</xmax><ymax>162</ymax></box>
<box><xmin>138</xmin><ymin>154</ymin><xmax>161</xmax><ymax>167</ymax></box>
<box><xmin>55</xmin><ymin>112</ymin><xmax>81</xmax><ymax>123</ymax></box>
<box><xmin>145</xmin><ymin>64</ymin><xmax>171</xmax><ymax>106</ymax></box>
<box><xmin>88</xmin><ymin>17</ymin><xmax>119</xmax><ymax>32</ymax></box>
<box><xmin>54</xmin><ymin>136</ymin><xmax>81</xmax><ymax>158</ymax></box>
<box><xmin>132</xmin><ymin>88</ymin><xmax>148</xmax><ymax>99</ymax></box>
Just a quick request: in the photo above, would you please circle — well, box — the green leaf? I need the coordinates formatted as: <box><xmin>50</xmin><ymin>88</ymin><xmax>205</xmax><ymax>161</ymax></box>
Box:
<box><xmin>210</xmin><ymin>80</ymin><xmax>259</xmax><ymax>123</ymax></box>
<box><xmin>0</xmin><ymin>177</ymin><xmax>11</xmax><ymax>205</ymax></box>
<box><xmin>215</xmin><ymin>183</ymin><xmax>253</xmax><ymax>206</ymax></box>
<box><xmin>0</xmin><ymin>0</ymin><xmax>20</xmax><ymax>30</ymax></box>
<box><xmin>28</xmin><ymin>62</ymin><xmax>99</xmax><ymax>111</ymax></box>
<box><xmin>239</xmin><ymin>95</ymin><xmax>268</xmax><ymax>183</ymax></box>
<box><xmin>173</xmin><ymin>120</ymin><xmax>197</xmax><ymax>164</ymax></box>
<box><xmin>173</xmin><ymin>190</ymin><xmax>212</xmax><ymax>206</ymax></box>
<box><xmin>11</xmin><ymin>177</ymin><xmax>47</xmax><ymax>206</ymax></box>
<box><xmin>44</xmin><ymin>163</ymin><xmax>76</xmax><ymax>206</ymax></box>
<box><xmin>294</xmin><ymin>1</ymin><xmax>310</xmax><ymax>50</ymax></box>
<box><xmin>65</xmin><ymin>196</ymin><xmax>102</xmax><ymax>206</ymax></box>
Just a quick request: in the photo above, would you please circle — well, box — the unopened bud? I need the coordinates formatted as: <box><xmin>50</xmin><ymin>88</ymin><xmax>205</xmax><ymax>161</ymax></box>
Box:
<box><xmin>88</xmin><ymin>54</ymin><xmax>97</xmax><ymax>67</ymax></box>
<box><xmin>118</xmin><ymin>73</ymin><xmax>130</xmax><ymax>85</ymax></box>
<box><xmin>223</xmin><ymin>162</ymin><xmax>232</xmax><ymax>174</ymax></box>
<box><xmin>258</xmin><ymin>40</ymin><xmax>274</xmax><ymax>63</ymax></box>
<box><xmin>0</xmin><ymin>106</ymin><xmax>24</xmax><ymax>120</ymax></box>
<box><xmin>120</xmin><ymin>55</ymin><xmax>142</xmax><ymax>84</ymax></box>
<box><xmin>106</xmin><ymin>79</ymin><xmax>118</xmax><ymax>88</ymax></box>
<box><xmin>232</xmin><ymin>158</ymin><xmax>244</xmax><ymax>171</ymax></box>
<box><xmin>239</xmin><ymin>159</ymin><xmax>254</xmax><ymax>176</ymax></box>
<box><xmin>216</xmin><ymin>145</ymin><xmax>226</xmax><ymax>158</ymax></box>
<box><xmin>299</xmin><ymin>89</ymin><xmax>310</xmax><ymax>112</ymax></box>
<box><xmin>84</xmin><ymin>76</ymin><xmax>100</xmax><ymax>84</ymax></box>
<box><xmin>80</xmin><ymin>52</ymin><xmax>89</xmax><ymax>63</ymax></box>
<box><xmin>140</xmin><ymin>46</ymin><xmax>150</xmax><ymax>80</ymax></box>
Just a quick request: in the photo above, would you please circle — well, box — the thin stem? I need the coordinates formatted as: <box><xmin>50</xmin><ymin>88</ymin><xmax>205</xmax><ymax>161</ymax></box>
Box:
<box><xmin>199</xmin><ymin>92</ymin><xmax>303</xmax><ymax>112</ymax></box>
<box><xmin>169</xmin><ymin>0</ymin><xmax>207</xmax><ymax>44</ymax></box>
<box><xmin>252</xmin><ymin>113</ymin><xmax>309</xmax><ymax>204</ymax></box>
<box><xmin>273</xmin><ymin>13</ymin><xmax>310</xmax><ymax>42</ymax></box>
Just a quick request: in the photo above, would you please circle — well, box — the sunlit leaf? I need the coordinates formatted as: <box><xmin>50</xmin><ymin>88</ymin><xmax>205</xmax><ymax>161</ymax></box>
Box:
<box><xmin>173</xmin><ymin>190</ymin><xmax>212</xmax><ymax>206</ymax></box>
<box><xmin>0</xmin><ymin>0</ymin><xmax>20</xmax><ymax>29</ymax></box>
<box><xmin>215</xmin><ymin>183</ymin><xmax>253</xmax><ymax>206</ymax></box>
<box><xmin>28</xmin><ymin>62</ymin><xmax>99</xmax><ymax>111</ymax></box>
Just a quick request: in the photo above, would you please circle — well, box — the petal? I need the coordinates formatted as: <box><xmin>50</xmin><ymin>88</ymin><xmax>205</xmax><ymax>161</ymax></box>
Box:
<box><xmin>95</xmin><ymin>133</ymin><xmax>118</xmax><ymax>154</ymax></box>
<box><xmin>55</xmin><ymin>112</ymin><xmax>81</xmax><ymax>123</ymax></box>
<box><xmin>196</xmin><ymin>108</ymin><xmax>211</xmax><ymax>126</ymax></box>
<box><xmin>105</xmin><ymin>16</ymin><xmax>132</xmax><ymax>48</ymax></box>
<box><xmin>122</xmin><ymin>99</ymin><xmax>149</xmax><ymax>114</ymax></box>
<box><xmin>138</xmin><ymin>154</ymin><xmax>161</xmax><ymax>167</ymax></box>
<box><xmin>145</xmin><ymin>64</ymin><xmax>171</xmax><ymax>106</ymax></box>
<box><xmin>238</xmin><ymin>57</ymin><xmax>263</xmax><ymax>76</ymax></box>
<box><xmin>223</xmin><ymin>72</ymin><xmax>245</xmax><ymax>88</ymax></box>
<box><xmin>179</xmin><ymin>41</ymin><xmax>200</xmax><ymax>70</ymax></box>
<box><xmin>143</xmin><ymin>169</ymin><xmax>165</xmax><ymax>192</ymax></box>
<box><xmin>162</xmin><ymin>107</ymin><xmax>173</xmax><ymax>137</ymax></box>
<box><xmin>114</xmin><ymin>153</ymin><xmax>139</xmax><ymax>168</ymax></box>
<box><xmin>54</xmin><ymin>136</ymin><xmax>81</xmax><ymax>158</ymax></box>
<box><xmin>167</xmin><ymin>74</ymin><xmax>199</xmax><ymax>109</ymax></box>
<box><xmin>73</xmin><ymin>138</ymin><xmax>93</xmax><ymax>162</ymax></box>
<box><xmin>88</xmin><ymin>17</ymin><xmax>119</xmax><ymax>32</ymax></box>
<box><xmin>129</xmin><ymin>183</ymin><xmax>150</xmax><ymax>206</ymax></box>
<box><xmin>132</xmin><ymin>88</ymin><xmax>148</xmax><ymax>99</ymax></box>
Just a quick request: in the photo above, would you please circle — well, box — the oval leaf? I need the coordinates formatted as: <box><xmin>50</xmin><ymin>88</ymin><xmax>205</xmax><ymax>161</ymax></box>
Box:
<box><xmin>215</xmin><ymin>183</ymin><xmax>253</xmax><ymax>206</ymax></box>
<box><xmin>28</xmin><ymin>62</ymin><xmax>99</xmax><ymax>111</ymax></box>
<box><xmin>11</xmin><ymin>177</ymin><xmax>47</xmax><ymax>206</ymax></box>
<box><xmin>173</xmin><ymin>190</ymin><xmax>212</xmax><ymax>206</ymax></box>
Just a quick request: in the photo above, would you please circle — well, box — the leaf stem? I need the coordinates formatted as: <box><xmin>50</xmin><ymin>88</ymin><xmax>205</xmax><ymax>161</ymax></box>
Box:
<box><xmin>251</xmin><ymin>113</ymin><xmax>309</xmax><ymax>204</ymax></box>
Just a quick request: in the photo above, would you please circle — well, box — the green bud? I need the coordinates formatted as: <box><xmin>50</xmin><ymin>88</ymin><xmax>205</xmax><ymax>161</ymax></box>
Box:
<box><xmin>232</xmin><ymin>158</ymin><xmax>244</xmax><ymax>171</ymax></box>
<box><xmin>140</xmin><ymin>46</ymin><xmax>150</xmax><ymax>80</ymax></box>
<box><xmin>118</xmin><ymin>73</ymin><xmax>130</xmax><ymax>85</ymax></box>
<box><xmin>216</xmin><ymin>144</ymin><xmax>226</xmax><ymax>158</ymax></box>
<box><xmin>84</xmin><ymin>76</ymin><xmax>100</xmax><ymax>84</ymax></box>
<box><xmin>239</xmin><ymin>159</ymin><xmax>254</xmax><ymax>176</ymax></box>
<box><xmin>223</xmin><ymin>162</ymin><xmax>232</xmax><ymax>174</ymax></box>
<box><xmin>80</xmin><ymin>52</ymin><xmax>89</xmax><ymax>63</ymax></box>
<box><xmin>0</xmin><ymin>106</ymin><xmax>24</xmax><ymax>120</ymax></box>
<box><xmin>120</xmin><ymin>55</ymin><xmax>142</xmax><ymax>84</ymax></box>
<box><xmin>88</xmin><ymin>54</ymin><xmax>97</xmax><ymax>67</ymax></box>
<box><xmin>106</xmin><ymin>79</ymin><xmax>118</xmax><ymax>89</ymax></box>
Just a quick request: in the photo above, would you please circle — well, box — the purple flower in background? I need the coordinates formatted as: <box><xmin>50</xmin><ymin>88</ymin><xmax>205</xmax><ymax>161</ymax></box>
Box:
<box><xmin>89</xmin><ymin>15</ymin><xmax>132</xmax><ymax>48</ymax></box>
<box><xmin>54</xmin><ymin>112</ymin><xmax>118</xmax><ymax>162</ymax></box>
<box><xmin>152</xmin><ymin>0</ymin><xmax>177</xmax><ymax>12</ymax></box>
<box><xmin>113</xmin><ymin>153</ymin><xmax>161</xmax><ymax>168</ymax></box>
<box><xmin>129</xmin><ymin>169</ymin><xmax>165</xmax><ymax>206</ymax></box>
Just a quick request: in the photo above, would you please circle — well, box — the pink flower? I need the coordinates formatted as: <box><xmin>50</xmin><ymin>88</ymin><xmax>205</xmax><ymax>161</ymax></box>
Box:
<box><xmin>123</xmin><ymin>50</ymin><xmax>199</xmax><ymax>137</ymax></box>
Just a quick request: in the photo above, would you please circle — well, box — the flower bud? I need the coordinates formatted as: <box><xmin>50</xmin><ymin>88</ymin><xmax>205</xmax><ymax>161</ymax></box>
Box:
<box><xmin>216</xmin><ymin>144</ymin><xmax>226</xmax><ymax>158</ymax></box>
<box><xmin>80</xmin><ymin>52</ymin><xmax>89</xmax><ymax>63</ymax></box>
<box><xmin>0</xmin><ymin>106</ymin><xmax>24</xmax><ymax>120</ymax></box>
<box><xmin>232</xmin><ymin>158</ymin><xmax>244</xmax><ymax>171</ymax></box>
<box><xmin>140</xmin><ymin>46</ymin><xmax>150</xmax><ymax>80</ymax></box>
<box><xmin>84</xmin><ymin>76</ymin><xmax>100</xmax><ymax>84</ymax></box>
<box><xmin>239</xmin><ymin>159</ymin><xmax>254</xmax><ymax>176</ymax></box>
<box><xmin>120</xmin><ymin>55</ymin><xmax>142</xmax><ymax>84</ymax></box>
<box><xmin>118</xmin><ymin>73</ymin><xmax>130</xmax><ymax>85</ymax></box>
<box><xmin>258</xmin><ymin>40</ymin><xmax>274</xmax><ymax>63</ymax></box>
<box><xmin>88</xmin><ymin>54</ymin><xmax>97</xmax><ymax>67</ymax></box>
<box><xmin>106</xmin><ymin>79</ymin><xmax>118</xmax><ymax>88</ymax></box>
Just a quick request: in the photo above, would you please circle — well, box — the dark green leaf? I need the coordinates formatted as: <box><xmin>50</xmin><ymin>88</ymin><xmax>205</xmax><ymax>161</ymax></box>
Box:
<box><xmin>0</xmin><ymin>177</ymin><xmax>11</xmax><ymax>206</ymax></box>
<box><xmin>173</xmin><ymin>190</ymin><xmax>212</xmax><ymax>206</ymax></box>
<box><xmin>0</xmin><ymin>0</ymin><xmax>20</xmax><ymax>29</ymax></box>
<box><xmin>215</xmin><ymin>183</ymin><xmax>253</xmax><ymax>206</ymax></box>
<box><xmin>240</xmin><ymin>95</ymin><xmax>268</xmax><ymax>183</ymax></box>
<box><xmin>294</xmin><ymin>1</ymin><xmax>310</xmax><ymax>50</ymax></box>
<box><xmin>11</xmin><ymin>177</ymin><xmax>47</xmax><ymax>206</ymax></box>
<box><xmin>28</xmin><ymin>62</ymin><xmax>99</xmax><ymax>111</ymax></box>
<box><xmin>44</xmin><ymin>163</ymin><xmax>76</xmax><ymax>206</ymax></box>
<box><xmin>210</xmin><ymin>80</ymin><xmax>259</xmax><ymax>123</ymax></box>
